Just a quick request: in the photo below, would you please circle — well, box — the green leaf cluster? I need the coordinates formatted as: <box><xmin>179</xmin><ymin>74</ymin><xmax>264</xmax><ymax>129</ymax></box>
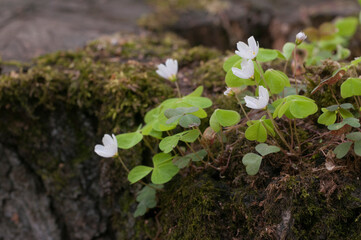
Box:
<box><xmin>245</xmin><ymin>116</ymin><xmax>275</xmax><ymax>143</ymax></box>
<box><xmin>318</xmin><ymin>104</ymin><xmax>354</xmax><ymax>126</ymax></box>
<box><xmin>273</xmin><ymin>95</ymin><xmax>318</xmax><ymax>119</ymax></box>
<box><xmin>134</xmin><ymin>184</ymin><xmax>163</xmax><ymax>217</ymax></box>
<box><xmin>142</xmin><ymin>86</ymin><xmax>212</xmax><ymax>134</ymax></box>
<box><xmin>210</xmin><ymin>109</ymin><xmax>241</xmax><ymax>132</ymax></box>
<box><xmin>262</xmin><ymin>69</ymin><xmax>290</xmax><ymax>94</ymax></box>
<box><xmin>242</xmin><ymin>143</ymin><xmax>280</xmax><ymax>175</ymax></box>
<box><xmin>173</xmin><ymin>149</ymin><xmax>207</xmax><ymax>169</ymax></box>
<box><xmin>328</xmin><ymin>117</ymin><xmax>360</xmax><ymax>131</ymax></box>
<box><xmin>128</xmin><ymin>153</ymin><xmax>179</xmax><ymax>185</ymax></box>
<box><xmin>159</xmin><ymin>129</ymin><xmax>200</xmax><ymax>153</ymax></box>
<box><xmin>334</xmin><ymin>132</ymin><xmax>361</xmax><ymax>158</ymax></box>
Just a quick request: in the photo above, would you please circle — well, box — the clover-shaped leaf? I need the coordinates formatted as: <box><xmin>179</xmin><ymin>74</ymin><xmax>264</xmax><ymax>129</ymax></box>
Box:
<box><xmin>242</xmin><ymin>153</ymin><xmax>263</xmax><ymax>176</ymax></box>
<box><xmin>318</xmin><ymin>108</ymin><xmax>337</xmax><ymax>126</ymax></box>
<box><xmin>128</xmin><ymin>166</ymin><xmax>153</xmax><ymax>184</ymax></box>
<box><xmin>346</xmin><ymin>132</ymin><xmax>361</xmax><ymax>141</ymax></box>
<box><xmin>263</xmin><ymin>69</ymin><xmax>290</xmax><ymax>94</ymax></box>
<box><xmin>134</xmin><ymin>184</ymin><xmax>163</xmax><ymax>217</ymax></box>
<box><xmin>255</xmin><ymin>143</ymin><xmax>281</xmax><ymax>156</ymax></box>
<box><xmin>173</xmin><ymin>149</ymin><xmax>207</xmax><ymax>169</ymax></box>
<box><xmin>210</xmin><ymin>109</ymin><xmax>241</xmax><ymax>132</ymax></box>
<box><xmin>334</xmin><ymin>142</ymin><xmax>352</xmax><ymax>159</ymax></box>
<box><xmin>117</xmin><ymin>131</ymin><xmax>143</xmax><ymax>149</ymax></box>
<box><xmin>151</xmin><ymin>153</ymin><xmax>178</xmax><ymax>184</ymax></box>
<box><xmin>328</xmin><ymin>117</ymin><xmax>360</xmax><ymax>130</ymax></box>
<box><xmin>159</xmin><ymin>135</ymin><xmax>180</xmax><ymax>153</ymax></box>
<box><xmin>179</xmin><ymin>114</ymin><xmax>201</xmax><ymax>128</ymax></box>
<box><xmin>341</xmin><ymin>78</ymin><xmax>361</xmax><ymax>98</ymax></box>
<box><xmin>179</xmin><ymin>129</ymin><xmax>200</xmax><ymax>142</ymax></box>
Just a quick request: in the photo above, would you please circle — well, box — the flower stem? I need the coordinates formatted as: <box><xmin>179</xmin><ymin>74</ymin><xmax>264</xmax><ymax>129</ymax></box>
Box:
<box><xmin>293</xmin><ymin>46</ymin><xmax>299</xmax><ymax>95</ymax></box>
<box><xmin>116</xmin><ymin>155</ymin><xmax>130</xmax><ymax>173</ymax></box>
<box><xmin>266</xmin><ymin>109</ymin><xmax>293</xmax><ymax>152</ymax></box>
<box><xmin>174</xmin><ymin>81</ymin><xmax>182</xmax><ymax>98</ymax></box>
<box><xmin>235</xmin><ymin>94</ymin><xmax>251</xmax><ymax>122</ymax></box>
<box><xmin>143</xmin><ymin>136</ymin><xmax>157</xmax><ymax>154</ymax></box>
<box><xmin>194</xmin><ymin>127</ymin><xmax>216</xmax><ymax>161</ymax></box>
<box><xmin>293</xmin><ymin>119</ymin><xmax>301</xmax><ymax>153</ymax></box>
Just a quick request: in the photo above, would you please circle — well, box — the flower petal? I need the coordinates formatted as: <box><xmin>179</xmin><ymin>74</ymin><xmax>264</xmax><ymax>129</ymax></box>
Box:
<box><xmin>102</xmin><ymin>134</ymin><xmax>114</xmax><ymax>146</ymax></box>
<box><xmin>95</xmin><ymin>144</ymin><xmax>114</xmax><ymax>158</ymax></box>
<box><xmin>232</xmin><ymin>67</ymin><xmax>248</xmax><ymax>79</ymax></box>
<box><xmin>244</xmin><ymin>96</ymin><xmax>259</xmax><ymax>109</ymax></box>
<box><xmin>248</xmin><ymin>36</ymin><xmax>259</xmax><ymax>57</ymax></box>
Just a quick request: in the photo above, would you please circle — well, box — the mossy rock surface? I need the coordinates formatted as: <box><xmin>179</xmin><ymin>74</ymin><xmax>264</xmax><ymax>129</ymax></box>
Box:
<box><xmin>1</xmin><ymin>32</ymin><xmax>361</xmax><ymax>240</ymax></box>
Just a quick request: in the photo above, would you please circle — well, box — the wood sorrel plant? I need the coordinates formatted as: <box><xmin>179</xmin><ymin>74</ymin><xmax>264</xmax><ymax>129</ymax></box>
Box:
<box><xmin>94</xmin><ymin>31</ymin><xmax>361</xmax><ymax>217</ymax></box>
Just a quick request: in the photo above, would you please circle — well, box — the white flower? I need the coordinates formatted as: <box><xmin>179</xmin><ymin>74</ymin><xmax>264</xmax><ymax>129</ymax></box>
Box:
<box><xmin>235</xmin><ymin>36</ymin><xmax>259</xmax><ymax>60</ymax></box>
<box><xmin>94</xmin><ymin>134</ymin><xmax>118</xmax><ymax>158</ymax></box>
<box><xmin>295</xmin><ymin>32</ymin><xmax>307</xmax><ymax>45</ymax></box>
<box><xmin>156</xmin><ymin>58</ymin><xmax>178</xmax><ymax>81</ymax></box>
<box><xmin>244</xmin><ymin>86</ymin><xmax>269</xmax><ymax>110</ymax></box>
<box><xmin>224</xmin><ymin>87</ymin><xmax>233</xmax><ymax>96</ymax></box>
<box><xmin>231</xmin><ymin>59</ymin><xmax>254</xmax><ymax>79</ymax></box>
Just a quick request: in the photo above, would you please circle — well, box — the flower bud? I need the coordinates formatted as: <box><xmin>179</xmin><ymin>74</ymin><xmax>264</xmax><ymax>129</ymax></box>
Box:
<box><xmin>295</xmin><ymin>32</ymin><xmax>307</xmax><ymax>45</ymax></box>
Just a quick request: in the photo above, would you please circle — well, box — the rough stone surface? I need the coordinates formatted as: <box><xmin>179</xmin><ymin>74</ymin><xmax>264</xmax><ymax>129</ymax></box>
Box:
<box><xmin>0</xmin><ymin>0</ymin><xmax>150</xmax><ymax>61</ymax></box>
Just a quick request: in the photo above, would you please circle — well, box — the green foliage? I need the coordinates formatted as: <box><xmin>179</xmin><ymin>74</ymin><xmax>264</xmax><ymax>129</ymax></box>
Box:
<box><xmin>328</xmin><ymin>117</ymin><xmax>360</xmax><ymax>130</ymax></box>
<box><xmin>256</xmin><ymin>48</ymin><xmax>285</xmax><ymax>62</ymax></box>
<box><xmin>173</xmin><ymin>149</ymin><xmax>207</xmax><ymax>168</ymax></box>
<box><xmin>209</xmin><ymin>109</ymin><xmax>241</xmax><ymax>132</ymax></box>
<box><xmin>134</xmin><ymin>184</ymin><xmax>163</xmax><ymax>217</ymax></box>
<box><xmin>242</xmin><ymin>143</ymin><xmax>280</xmax><ymax>175</ymax></box>
<box><xmin>301</xmin><ymin>17</ymin><xmax>358</xmax><ymax>65</ymax></box>
<box><xmin>335</xmin><ymin>17</ymin><xmax>358</xmax><ymax>38</ymax></box>
<box><xmin>128</xmin><ymin>153</ymin><xmax>178</xmax><ymax>185</ymax></box>
<box><xmin>318</xmin><ymin>108</ymin><xmax>337</xmax><ymax>126</ymax></box>
<box><xmin>151</xmin><ymin>153</ymin><xmax>179</xmax><ymax>184</ymax></box>
<box><xmin>144</xmin><ymin>86</ymin><xmax>212</xmax><ymax>133</ymax></box>
<box><xmin>223</xmin><ymin>55</ymin><xmax>242</xmax><ymax>72</ymax></box>
<box><xmin>242</xmin><ymin>153</ymin><xmax>263</xmax><ymax>175</ymax></box>
<box><xmin>318</xmin><ymin>104</ymin><xmax>354</xmax><ymax>126</ymax></box>
<box><xmin>245</xmin><ymin>116</ymin><xmax>275</xmax><ymax>143</ymax></box>
<box><xmin>179</xmin><ymin>114</ymin><xmax>201</xmax><ymax>128</ymax></box>
<box><xmin>263</xmin><ymin>69</ymin><xmax>290</xmax><ymax>94</ymax></box>
<box><xmin>333</xmin><ymin>132</ymin><xmax>361</xmax><ymax>159</ymax></box>
<box><xmin>340</xmin><ymin>78</ymin><xmax>361</xmax><ymax>98</ymax></box>
<box><xmin>128</xmin><ymin>166</ymin><xmax>154</xmax><ymax>184</ymax></box>
<box><xmin>159</xmin><ymin>129</ymin><xmax>200</xmax><ymax>153</ymax></box>
<box><xmin>116</xmin><ymin>131</ymin><xmax>143</xmax><ymax>149</ymax></box>
<box><xmin>255</xmin><ymin>143</ymin><xmax>281</xmax><ymax>156</ymax></box>
<box><xmin>282</xmin><ymin>42</ymin><xmax>296</xmax><ymax>60</ymax></box>
<box><xmin>334</xmin><ymin>142</ymin><xmax>353</xmax><ymax>159</ymax></box>
<box><xmin>273</xmin><ymin>95</ymin><xmax>318</xmax><ymax>119</ymax></box>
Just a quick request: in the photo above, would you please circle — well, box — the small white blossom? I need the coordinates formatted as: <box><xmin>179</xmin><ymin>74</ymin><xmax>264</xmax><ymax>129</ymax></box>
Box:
<box><xmin>232</xmin><ymin>59</ymin><xmax>254</xmax><ymax>79</ymax></box>
<box><xmin>295</xmin><ymin>32</ymin><xmax>307</xmax><ymax>45</ymax></box>
<box><xmin>235</xmin><ymin>36</ymin><xmax>259</xmax><ymax>60</ymax></box>
<box><xmin>244</xmin><ymin>86</ymin><xmax>269</xmax><ymax>110</ymax></box>
<box><xmin>94</xmin><ymin>134</ymin><xmax>118</xmax><ymax>158</ymax></box>
<box><xmin>156</xmin><ymin>58</ymin><xmax>178</xmax><ymax>81</ymax></box>
<box><xmin>224</xmin><ymin>87</ymin><xmax>233</xmax><ymax>96</ymax></box>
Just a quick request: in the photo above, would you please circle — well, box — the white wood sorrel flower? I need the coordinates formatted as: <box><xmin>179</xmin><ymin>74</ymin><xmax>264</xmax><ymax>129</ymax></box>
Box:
<box><xmin>224</xmin><ymin>87</ymin><xmax>233</xmax><ymax>96</ymax></box>
<box><xmin>296</xmin><ymin>32</ymin><xmax>307</xmax><ymax>45</ymax></box>
<box><xmin>244</xmin><ymin>86</ymin><xmax>269</xmax><ymax>110</ymax></box>
<box><xmin>156</xmin><ymin>58</ymin><xmax>178</xmax><ymax>81</ymax></box>
<box><xmin>235</xmin><ymin>36</ymin><xmax>259</xmax><ymax>60</ymax></box>
<box><xmin>232</xmin><ymin>59</ymin><xmax>254</xmax><ymax>79</ymax></box>
<box><xmin>94</xmin><ymin>134</ymin><xmax>118</xmax><ymax>158</ymax></box>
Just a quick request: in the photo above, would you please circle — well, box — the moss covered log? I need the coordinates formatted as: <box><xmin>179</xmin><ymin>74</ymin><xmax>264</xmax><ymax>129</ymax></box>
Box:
<box><xmin>1</xmin><ymin>32</ymin><xmax>361</xmax><ymax>240</ymax></box>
